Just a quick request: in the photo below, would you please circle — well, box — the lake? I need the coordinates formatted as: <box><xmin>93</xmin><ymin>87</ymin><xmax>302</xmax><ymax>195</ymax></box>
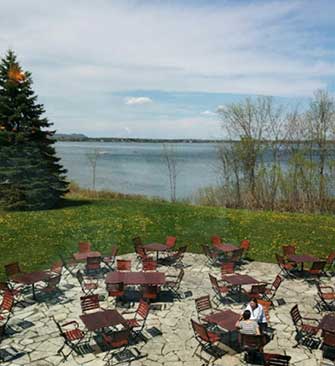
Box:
<box><xmin>55</xmin><ymin>141</ymin><xmax>220</xmax><ymax>200</ymax></box>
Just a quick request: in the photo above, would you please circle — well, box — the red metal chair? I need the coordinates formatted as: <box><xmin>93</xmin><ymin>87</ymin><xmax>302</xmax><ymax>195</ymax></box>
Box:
<box><xmin>316</xmin><ymin>283</ymin><xmax>335</xmax><ymax>311</ymax></box>
<box><xmin>102</xmin><ymin>245</ymin><xmax>118</xmax><ymax>270</ymax></box>
<box><xmin>211</xmin><ymin>236</ymin><xmax>222</xmax><ymax>245</ymax></box>
<box><xmin>257</xmin><ymin>299</ymin><xmax>272</xmax><ymax>324</ymax></box>
<box><xmin>325</xmin><ymin>251</ymin><xmax>335</xmax><ymax>275</ymax></box>
<box><xmin>102</xmin><ymin>328</ymin><xmax>131</xmax><ymax>361</ymax></box>
<box><xmin>80</xmin><ymin>294</ymin><xmax>103</xmax><ymax>313</ymax></box>
<box><xmin>191</xmin><ymin>319</ymin><xmax>223</xmax><ymax>362</ymax></box>
<box><xmin>202</xmin><ymin>245</ymin><xmax>222</xmax><ymax>267</ymax></box>
<box><xmin>321</xmin><ymin>331</ymin><xmax>335</xmax><ymax>361</ymax></box>
<box><xmin>194</xmin><ymin>295</ymin><xmax>219</xmax><ymax>322</ymax></box>
<box><xmin>290</xmin><ymin>304</ymin><xmax>320</xmax><ymax>348</ymax></box>
<box><xmin>122</xmin><ymin>299</ymin><xmax>150</xmax><ymax>341</ymax></box>
<box><xmin>107</xmin><ymin>282</ymin><xmax>125</xmax><ymax>305</ymax></box>
<box><xmin>76</xmin><ymin>270</ymin><xmax>98</xmax><ymax>295</ymax></box>
<box><xmin>52</xmin><ymin>316</ymin><xmax>86</xmax><ymax>361</ymax></box>
<box><xmin>117</xmin><ymin>259</ymin><xmax>132</xmax><ymax>271</ymax></box>
<box><xmin>208</xmin><ymin>274</ymin><xmax>231</xmax><ymax>304</ymax></box>
<box><xmin>141</xmin><ymin>285</ymin><xmax>159</xmax><ymax>301</ymax></box>
<box><xmin>230</xmin><ymin>248</ymin><xmax>244</xmax><ymax>266</ymax></box>
<box><xmin>221</xmin><ymin>262</ymin><xmax>235</xmax><ymax>277</ymax></box>
<box><xmin>239</xmin><ymin>333</ymin><xmax>266</xmax><ymax>352</ymax></box>
<box><xmin>262</xmin><ymin>275</ymin><xmax>283</xmax><ymax>303</ymax></box>
<box><xmin>0</xmin><ymin>290</ymin><xmax>14</xmax><ymax>319</ymax></box>
<box><xmin>85</xmin><ymin>256</ymin><xmax>102</xmax><ymax>276</ymax></box>
<box><xmin>4</xmin><ymin>262</ymin><xmax>23</xmax><ymax>280</ymax></box>
<box><xmin>305</xmin><ymin>261</ymin><xmax>326</xmax><ymax>278</ymax></box>
<box><xmin>243</xmin><ymin>284</ymin><xmax>267</xmax><ymax>300</ymax></box>
<box><xmin>164</xmin><ymin>268</ymin><xmax>184</xmax><ymax>299</ymax></box>
<box><xmin>142</xmin><ymin>258</ymin><xmax>157</xmax><ymax>271</ymax></box>
<box><xmin>282</xmin><ymin>245</ymin><xmax>296</xmax><ymax>257</ymax></box>
<box><xmin>59</xmin><ymin>254</ymin><xmax>79</xmax><ymax>278</ymax></box>
<box><xmin>165</xmin><ymin>236</ymin><xmax>177</xmax><ymax>249</ymax></box>
<box><xmin>35</xmin><ymin>275</ymin><xmax>62</xmax><ymax>297</ymax></box>
<box><xmin>161</xmin><ymin>246</ymin><xmax>187</xmax><ymax>267</ymax></box>
<box><xmin>245</xmin><ymin>351</ymin><xmax>291</xmax><ymax>365</ymax></box>
<box><xmin>78</xmin><ymin>241</ymin><xmax>91</xmax><ymax>253</ymax></box>
<box><xmin>240</xmin><ymin>239</ymin><xmax>250</xmax><ymax>260</ymax></box>
<box><xmin>275</xmin><ymin>254</ymin><xmax>296</xmax><ymax>278</ymax></box>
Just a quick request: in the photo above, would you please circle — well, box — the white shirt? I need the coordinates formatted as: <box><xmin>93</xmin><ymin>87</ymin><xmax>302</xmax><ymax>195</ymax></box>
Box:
<box><xmin>245</xmin><ymin>303</ymin><xmax>267</xmax><ymax>324</ymax></box>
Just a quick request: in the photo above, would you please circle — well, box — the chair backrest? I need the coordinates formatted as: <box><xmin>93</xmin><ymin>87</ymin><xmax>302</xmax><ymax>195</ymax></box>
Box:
<box><xmin>132</xmin><ymin>236</ymin><xmax>143</xmax><ymax>247</ymax></box>
<box><xmin>142</xmin><ymin>285</ymin><xmax>159</xmax><ymax>300</ymax></box>
<box><xmin>290</xmin><ymin>305</ymin><xmax>302</xmax><ymax>327</ymax></box>
<box><xmin>80</xmin><ymin>294</ymin><xmax>100</xmax><ymax>313</ymax></box>
<box><xmin>78</xmin><ymin>241</ymin><xmax>91</xmax><ymax>253</ymax></box>
<box><xmin>86</xmin><ymin>256</ymin><xmax>101</xmax><ymax>270</ymax></box>
<box><xmin>105</xmin><ymin>328</ymin><xmax>130</xmax><ymax>348</ymax></box>
<box><xmin>107</xmin><ymin>282</ymin><xmax>124</xmax><ymax>297</ymax></box>
<box><xmin>240</xmin><ymin>239</ymin><xmax>250</xmax><ymax>251</ymax></box>
<box><xmin>257</xmin><ymin>299</ymin><xmax>271</xmax><ymax>323</ymax></box>
<box><xmin>221</xmin><ymin>262</ymin><xmax>234</xmax><ymax>275</ymax></box>
<box><xmin>195</xmin><ymin>295</ymin><xmax>212</xmax><ymax>315</ymax></box>
<box><xmin>271</xmin><ymin>275</ymin><xmax>283</xmax><ymax>292</ymax></box>
<box><xmin>0</xmin><ymin>290</ymin><xmax>14</xmax><ymax>312</ymax></box>
<box><xmin>323</xmin><ymin>331</ymin><xmax>335</xmax><ymax>347</ymax></box>
<box><xmin>240</xmin><ymin>333</ymin><xmax>265</xmax><ymax>350</ymax></box>
<box><xmin>211</xmin><ymin>235</ymin><xmax>222</xmax><ymax>245</ymax></box>
<box><xmin>136</xmin><ymin>299</ymin><xmax>150</xmax><ymax>320</ymax></box>
<box><xmin>264</xmin><ymin>353</ymin><xmax>291</xmax><ymax>366</ymax></box>
<box><xmin>117</xmin><ymin>259</ymin><xmax>131</xmax><ymax>271</ymax></box>
<box><xmin>250</xmin><ymin>284</ymin><xmax>267</xmax><ymax>295</ymax></box>
<box><xmin>142</xmin><ymin>258</ymin><xmax>157</xmax><ymax>271</ymax></box>
<box><xmin>4</xmin><ymin>262</ymin><xmax>21</xmax><ymax>278</ymax></box>
<box><xmin>309</xmin><ymin>260</ymin><xmax>326</xmax><ymax>274</ymax></box>
<box><xmin>282</xmin><ymin>245</ymin><xmax>296</xmax><ymax>256</ymax></box>
<box><xmin>208</xmin><ymin>274</ymin><xmax>219</xmax><ymax>292</ymax></box>
<box><xmin>166</xmin><ymin>236</ymin><xmax>177</xmax><ymax>249</ymax></box>
<box><xmin>191</xmin><ymin>319</ymin><xmax>210</xmax><ymax>343</ymax></box>
<box><xmin>110</xmin><ymin>245</ymin><xmax>118</xmax><ymax>257</ymax></box>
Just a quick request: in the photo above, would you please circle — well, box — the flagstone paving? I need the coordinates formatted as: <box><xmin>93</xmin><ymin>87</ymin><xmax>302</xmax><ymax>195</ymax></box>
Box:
<box><xmin>1</xmin><ymin>253</ymin><xmax>334</xmax><ymax>365</ymax></box>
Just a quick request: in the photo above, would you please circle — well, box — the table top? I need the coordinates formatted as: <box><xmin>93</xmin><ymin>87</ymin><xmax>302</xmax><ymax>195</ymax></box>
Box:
<box><xmin>106</xmin><ymin>271</ymin><xmax>166</xmax><ymax>285</ymax></box>
<box><xmin>213</xmin><ymin>243</ymin><xmax>239</xmax><ymax>252</ymax></box>
<box><xmin>319</xmin><ymin>314</ymin><xmax>335</xmax><ymax>332</ymax></box>
<box><xmin>12</xmin><ymin>271</ymin><xmax>51</xmax><ymax>285</ymax></box>
<box><xmin>288</xmin><ymin>254</ymin><xmax>320</xmax><ymax>263</ymax></box>
<box><xmin>80</xmin><ymin>309</ymin><xmax>127</xmax><ymax>331</ymax></box>
<box><xmin>73</xmin><ymin>251</ymin><xmax>101</xmax><ymax>261</ymax></box>
<box><xmin>143</xmin><ymin>243</ymin><xmax>169</xmax><ymax>251</ymax></box>
<box><xmin>204</xmin><ymin>309</ymin><xmax>240</xmax><ymax>331</ymax></box>
<box><xmin>221</xmin><ymin>274</ymin><xmax>259</xmax><ymax>286</ymax></box>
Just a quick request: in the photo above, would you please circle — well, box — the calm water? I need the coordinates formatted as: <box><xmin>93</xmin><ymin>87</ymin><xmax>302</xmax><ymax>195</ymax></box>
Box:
<box><xmin>55</xmin><ymin>142</ymin><xmax>219</xmax><ymax>199</ymax></box>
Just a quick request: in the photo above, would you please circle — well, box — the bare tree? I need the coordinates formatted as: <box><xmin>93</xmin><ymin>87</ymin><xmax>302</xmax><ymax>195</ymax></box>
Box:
<box><xmin>161</xmin><ymin>143</ymin><xmax>179</xmax><ymax>202</ymax></box>
<box><xmin>86</xmin><ymin>149</ymin><xmax>100</xmax><ymax>190</ymax></box>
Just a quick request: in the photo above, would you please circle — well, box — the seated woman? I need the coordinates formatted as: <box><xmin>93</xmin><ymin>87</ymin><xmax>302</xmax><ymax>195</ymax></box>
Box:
<box><xmin>236</xmin><ymin>309</ymin><xmax>260</xmax><ymax>335</ymax></box>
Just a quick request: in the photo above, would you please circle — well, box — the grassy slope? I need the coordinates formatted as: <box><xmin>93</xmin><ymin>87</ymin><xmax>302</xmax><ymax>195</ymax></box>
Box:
<box><xmin>0</xmin><ymin>197</ymin><xmax>334</xmax><ymax>278</ymax></box>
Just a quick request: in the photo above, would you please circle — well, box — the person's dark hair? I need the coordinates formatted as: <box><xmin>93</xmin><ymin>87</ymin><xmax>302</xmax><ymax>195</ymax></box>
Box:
<box><xmin>242</xmin><ymin>310</ymin><xmax>251</xmax><ymax>320</ymax></box>
<box><xmin>250</xmin><ymin>297</ymin><xmax>258</xmax><ymax>305</ymax></box>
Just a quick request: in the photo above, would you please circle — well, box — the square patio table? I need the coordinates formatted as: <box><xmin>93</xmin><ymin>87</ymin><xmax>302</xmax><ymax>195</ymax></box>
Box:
<box><xmin>319</xmin><ymin>314</ymin><xmax>335</xmax><ymax>333</ymax></box>
<box><xmin>213</xmin><ymin>243</ymin><xmax>239</xmax><ymax>253</ymax></box>
<box><xmin>105</xmin><ymin>271</ymin><xmax>166</xmax><ymax>286</ymax></box>
<box><xmin>222</xmin><ymin>274</ymin><xmax>259</xmax><ymax>301</ymax></box>
<box><xmin>12</xmin><ymin>271</ymin><xmax>51</xmax><ymax>300</ymax></box>
<box><xmin>73</xmin><ymin>251</ymin><xmax>101</xmax><ymax>261</ymax></box>
<box><xmin>288</xmin><ymin>254</ymin><xmax>320</xmax><ymax>272</ymax></box>
<box><xmin>80</xmin><ymin>309</ymin><xmax>128</xmax><ymax>332</ymax></box>
<box><xmin>142</xmin><ymin>243</ymin><xmax>169</xmax><ymax>261</ymax></box>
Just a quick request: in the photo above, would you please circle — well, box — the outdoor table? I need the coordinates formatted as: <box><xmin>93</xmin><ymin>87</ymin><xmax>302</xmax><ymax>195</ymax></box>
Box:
<box><xmin>287</xmin><ymin>254</ymin><xmax>320</xmax><ymax>272</ymax></box>
<box><xmin>105</xmin><ymin>271</ymin><xmax>166</xmax><ymax>286</ymax></box>
<box><xmin>213</xmin><ymin>243</ymin><xmax>239</xmax><ymax>253</ymax></box>
<box><xmin>319</xmin><ymin>314</ymin><xmax>335</xmax><ymax>334</ymax></box>
<box><xmin>80</xmin><ymin>309</ymin><xmax>128</xmax><ymax>332</ymax></box>
<box><xmin>143</xmin><ymin>243</ymin><xmax>169</xmax><ymax>261</ymax></box>
<box><xmin>222</xmin><ymin>274</ymin><xmax>259</xmax><ymax>300</ymax></box>
<box><xmin>12</xmin><ymin>271</ymin><xmax>51</xmax><ymax>300</ymax></box>
<box><xmin>73</xmin><ymin>251</ymin><xmax>101</xmax><ymax>261</ymax></box>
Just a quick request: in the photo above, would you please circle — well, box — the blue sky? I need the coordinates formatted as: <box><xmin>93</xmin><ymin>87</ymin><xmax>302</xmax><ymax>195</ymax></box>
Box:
<box><xmin>1</xmin><ymin>0</ymin><xmax>335</xmax><ymax>138</ymax></box>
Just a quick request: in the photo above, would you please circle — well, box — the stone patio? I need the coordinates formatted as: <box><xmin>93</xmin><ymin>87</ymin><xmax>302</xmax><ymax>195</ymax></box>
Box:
<box><xmin>1</xmin><ymin>253</ymin><xmax>334</xmax><ymax>365</ymax></box>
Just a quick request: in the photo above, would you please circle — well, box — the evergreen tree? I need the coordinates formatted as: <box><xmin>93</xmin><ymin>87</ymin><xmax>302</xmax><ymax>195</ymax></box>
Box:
<box><xmin>0</xmin><ymin>50</ymin><xmax>68</xmax><ymax>210</ymax></box>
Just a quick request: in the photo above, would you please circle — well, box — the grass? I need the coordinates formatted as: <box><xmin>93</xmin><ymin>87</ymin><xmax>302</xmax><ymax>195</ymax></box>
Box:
<box><xmin>1</xmin><ymin>195</ymin><xmax>335</xmax><ymax>279</ymax></box>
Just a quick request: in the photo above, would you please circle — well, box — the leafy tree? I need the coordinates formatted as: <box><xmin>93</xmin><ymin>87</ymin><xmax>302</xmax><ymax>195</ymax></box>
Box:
<box><xmin>0</xmin><ymin>50</ymin><xmax>68</xmax><ymax>210</ymax></box>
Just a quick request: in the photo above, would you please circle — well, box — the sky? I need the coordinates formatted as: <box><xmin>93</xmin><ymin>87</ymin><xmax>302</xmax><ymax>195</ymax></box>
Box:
<box><xmin>1</xmin><ymin>0</ymin><xmax>335</xmax><ymax>139</ymax></box>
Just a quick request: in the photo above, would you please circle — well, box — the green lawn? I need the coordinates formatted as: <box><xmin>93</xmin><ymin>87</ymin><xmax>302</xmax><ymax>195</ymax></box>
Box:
<box><xmin>0</xmin><ymin>197</ymin><xmax>334</xmax><ymax>279</ymax></box>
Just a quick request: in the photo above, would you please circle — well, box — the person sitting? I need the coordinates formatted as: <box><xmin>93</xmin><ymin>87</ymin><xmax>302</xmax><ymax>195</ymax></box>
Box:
<box><xmin>245</xmin><ymin>297</ymin><xmax>267</xmax><ymax>333</ymax></box>
<box><xmin>236</xmin><ymin>309</ymin><xmax>260</xmax><ymax>335</ymax></box>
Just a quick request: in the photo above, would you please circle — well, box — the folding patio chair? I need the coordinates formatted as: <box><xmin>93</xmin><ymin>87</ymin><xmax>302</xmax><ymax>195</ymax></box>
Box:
<box><xmin>244</xmin><ymin>351</ymin><xmax>291</xmax><ymax>365</ymax></box>
<box><xmin>4</xmin><ymin>262</ymin><xmax>23</xmax><ymax>281</ymax></box>
<box><xmin>322</xmin><ymin>331</ymin><xmax>335</xmax><ymax>362</ymax></box>
<box><xmin>325</xmin><ymin>252</ymin><xmax>335</xmax><ymax>276</ymax></box>
<box><xmin>135</xmin><ymin>246</ymin><xmax>150</xmax><ymax>268</ymax></box>
<box><xmin>240</xmin><ymin>239</ymin><xmax>250</xmax><ymax>261</ymax></box>
<box><xmin>142</xmin><ymin>258</ymin><xmax>157</xmax><ymax>271</ymax></box>
<box><xmin>0</xmin><ymin>291</ymin><xmax>15</xmax><ymax>334</ymax></box>
<box><xmin>282</xmin><ymin>245</ymin><xmax>296</xmax><ymax>257</ymax></box>
<box><xmin>52</xmin><ymin>316</ymin><xmax>86</xmax><ymax>361</ymax></box>
<box><xmin>262</xmin><ymin>274</ymin><xmax>283</xmax><ymax>303</ymax></box>
<box><xmin>35</xmin><ymin>275</ymin><xmax>62</xmax><ymax>298</ymax></box>
<box><xmin>141</xmin><ymin>285</ymin><xmax>159</xmax><ymax>302</ymax></box>
<box><xmin>275</xmin><ymin>254</ymin><xmax>296</xmax><ymax>278</ymax></box>
<box><xmin>316</xmin><ymin>283</ymin><xmax>335</xmax><ymax>312</ymax></box>
<box><xmin>305</xmin><ymin>261</ymin><xmax>326</xmax><ymax>279</ymax></box>
<box><xmin>220</xmin><ymin>262</ymin><xmax>235</xmax><ymax>276</ymax></box>
<box><xmin>78</xmin><ymin>241</ymin><xmax>91</xmax><ymax>253</ymax></box>
<box><xmin>194</xmin><ymin>295</ymin><xmax>219</xmax><ymax>322</ymax></box>
<box><xmin>191</xmin><ymin>319</ymin><xmax>224</xmax><ymax>362</ymax></box>
<box><xmin>202</xmin><ymin>245</ymin><xmax>222</xmax><ymax>267</ymax></box>
<box><xmin>80</xmin><ymin>294</ymin><xmax>103</xmax><ymax>313</ymax></box>
<box><xmin>165</xmin><ymin>236</ymin><xmax>177</xmax><ymax>250</ymax></box>
<box><xmin>208</xmin><ymin>274</ymin><xmax>231</xmax><ymax>304</ymax></box>
<box><xmin>85</xmin><ymin>256</ymin><xmax>102</xmax><ymax>276</ymax></box>
<box><xmin>164</xmin><ymin>268</ymin><xmax>184</xmax><ymax>299</ymax></box>
<box><xmin>116</xmin><ymin>259</ymin><xmax>132</xmax><ymax>271</ymax></box>
<box><xmin>290</xmin><ymin>304</ymin><xmax>320</xmax><ymax>349</ymax></box>
<box><xmin>243</xmin><ymin>284</ymin><xmax>267</xmax><ymax>300</ymax></box>
<box><xmin>161</xmin><ymin>246</ymin><xmax>187</xmax><ymax>268</ymax></box>
<box><xmin>76</xmin><ymin>270</ymin><xmax>98</xmax><ymax>295</ymax></box>
<box><xmin>239</xmin><ymin>333</ymin><xmax>266</xmax><ymax>352</ymax></box>
<box><xmin>59</xmin><ymin>254</ymin><xmax>79</xmax><ymax>278</ymax></box>
<box><xmin>102</xmin><ymin>245</ymin><xmax>118</xmax><ymax>270</ymax></box>
<box><xmin>122</xmin><ymin>299</ymin><xmax>150</xmax><ymax>342</ymax></box>
<box><xmin>107</xmin><ymin>282</ymin><xmax>125</xmax><ymax>306</ymax></box>
<box><xmin>210</xmin><ymin>235</ymin><xmax>222</xmax><ymax>245</ymax></box>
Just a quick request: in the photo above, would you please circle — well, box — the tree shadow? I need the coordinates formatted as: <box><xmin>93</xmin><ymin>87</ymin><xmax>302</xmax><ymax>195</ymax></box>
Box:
<box><xmin>54</xmin><ymin>198</ymin><xmax>92</xmax><ymax>209</ymax></box>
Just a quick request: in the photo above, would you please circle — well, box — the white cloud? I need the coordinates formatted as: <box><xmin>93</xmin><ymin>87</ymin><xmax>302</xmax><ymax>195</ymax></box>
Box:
<box><xmin>201</xmin><ymin>110</ymin><xmax>216</xmax><ymax>116</ymax></box>
<box><xmin>124</xmin><ymin>97</ymin><xmax>153</xmax><ymax>105</ymax></box>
